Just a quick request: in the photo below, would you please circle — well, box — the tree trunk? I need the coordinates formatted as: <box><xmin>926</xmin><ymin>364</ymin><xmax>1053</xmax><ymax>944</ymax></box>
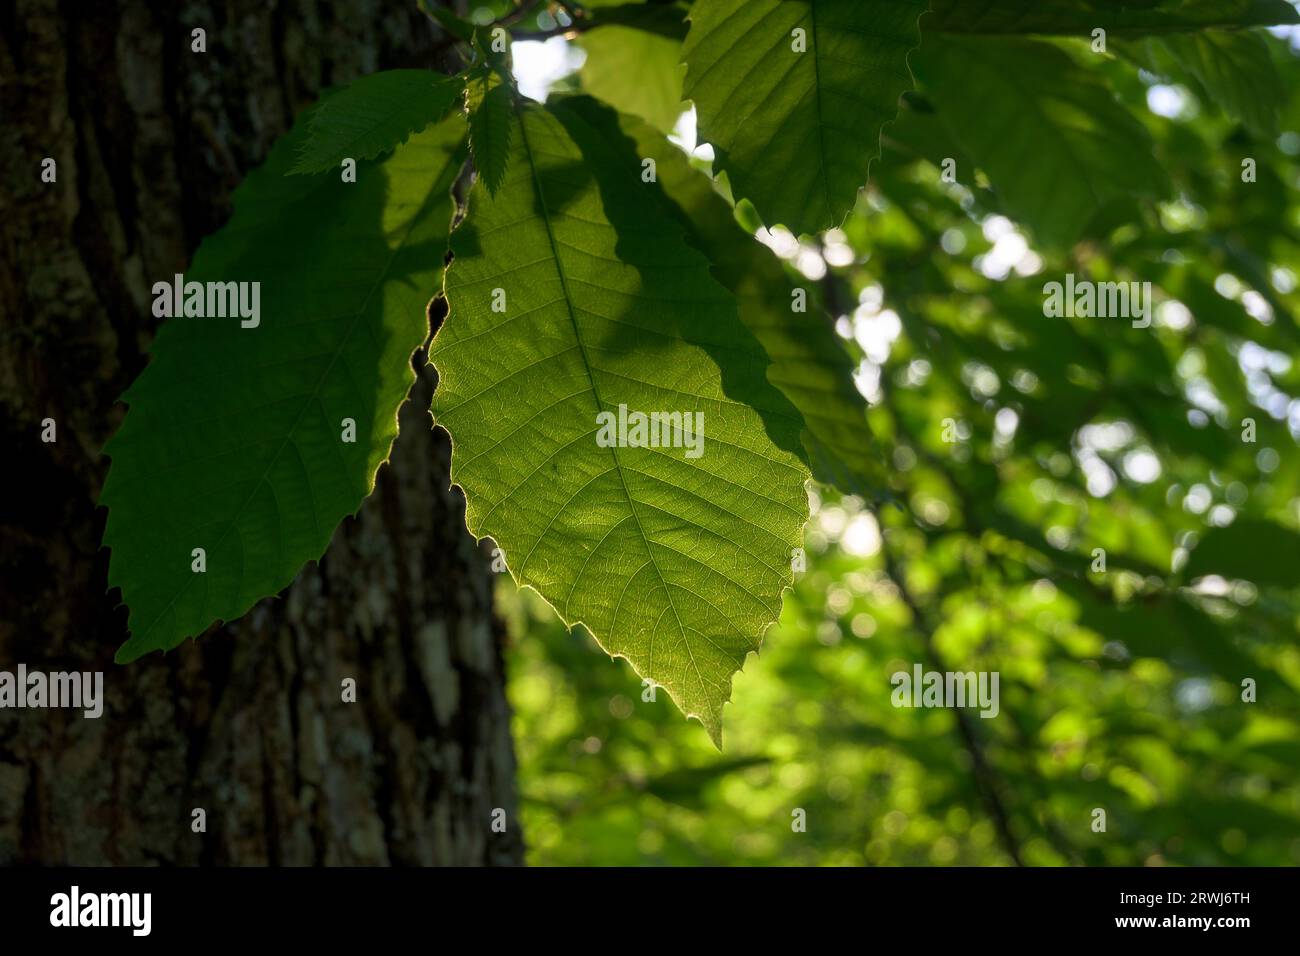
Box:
<box><xmin>0</xmin><ymin>0</ymin><xmax>523</xmax><ymax>865</ymax></box>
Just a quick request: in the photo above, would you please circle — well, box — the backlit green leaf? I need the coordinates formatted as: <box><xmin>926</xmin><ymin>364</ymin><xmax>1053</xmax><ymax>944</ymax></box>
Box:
<box><xmin>915</xmin><ymin>36</ymin><xmax>1169</xmax><ymax>247</ymax></box>
<box><xmin>431</xmin><ymin>94</ymin><xmax>810</xmax><ymax>744</ymax></box>
<box><xmin>578</xmin><ymin>3</ymin><xmax>688</xmax><ymax>133</ymax></box>
<box><xmin>616</xmin><ymin>110</ymin><xmax>882</xmax><ymax>497</ymax></box>
<box><xmin>1156</xmin><ymin>30</ymin><xmax>1283</xmax><ymax>136</ymax></box>
<box><xmin>1184</xmin><ymin>518</ymin><xmax>1300</xmax><ymax>587</ymax></box>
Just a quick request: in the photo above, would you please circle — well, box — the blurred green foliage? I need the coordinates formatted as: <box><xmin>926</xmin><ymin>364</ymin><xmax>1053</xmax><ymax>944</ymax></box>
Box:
<box><xmin>497</xmin><ymin>10</ymin><xmax>1300</xmax><ymax>866</ymax></box>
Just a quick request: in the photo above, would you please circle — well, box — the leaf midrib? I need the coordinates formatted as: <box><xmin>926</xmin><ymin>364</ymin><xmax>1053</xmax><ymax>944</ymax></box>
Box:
<box><xmin>512</xmin><ymin>104</ymin><xmax>691</xmax><ymax>686</ymax></box>
<box><xmin>807</xmin><ymin>0</ymin><xmax>833</xmax><ymax>232</ymax></box>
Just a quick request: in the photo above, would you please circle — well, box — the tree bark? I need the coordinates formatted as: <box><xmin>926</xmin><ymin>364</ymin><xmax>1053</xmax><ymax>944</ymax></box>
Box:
<box><xmin>0</xmin><ymin>0</ymin><xmax>523</xmax><ymax>865</ymax></box>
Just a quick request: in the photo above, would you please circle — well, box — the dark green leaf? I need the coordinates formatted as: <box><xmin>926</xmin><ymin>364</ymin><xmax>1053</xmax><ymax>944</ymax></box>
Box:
<box><xmin>1156</xmin><ymin>30</ymin><xmax>1283</xmax><ymax>136</ymax></box>
<box><xmin>929</xmin><ymin>0</ymin><xmax>1299</xmax><ymax>36</ymax></box>
<box><xmin>467</xmin><ymin>68</ymin><xmax>515</xmax><ymax>196</ymax></box>
<box><xmin>1184</xmin><ymin>518</ymin><xmax>1300</xmax><ymax>587</ymax></box>
<box><xmin>682</xmin><ymin>0</ymin><xmax>927</xmax><ymax>235</ymax></box>
<box><xmin>102</xmin><ymin>111</ymin><xmax>467</xmax><ymax>662</ymax></box>
<box><xmin>290</xmin><ymin>69</ymin><xmax>461</xmax><ymax>174</ymax></box>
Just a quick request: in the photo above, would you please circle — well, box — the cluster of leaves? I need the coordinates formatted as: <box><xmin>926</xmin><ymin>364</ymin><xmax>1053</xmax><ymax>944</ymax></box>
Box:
<box><xmin>503</xmin><ymin>2</ymin><xmax>1300</xmax><ymax>863</ymax></box>
<box><xmin>101</xmin><ymin>0</ymin><xmax>1300</xmax><ymax>764</ymax></box>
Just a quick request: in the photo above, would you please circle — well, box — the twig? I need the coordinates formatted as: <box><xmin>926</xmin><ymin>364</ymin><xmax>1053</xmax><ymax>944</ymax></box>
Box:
<box><xmin>878</xmin><ymin>526</ymin><xmax>1026</xmax><ymax>866</ymax></box>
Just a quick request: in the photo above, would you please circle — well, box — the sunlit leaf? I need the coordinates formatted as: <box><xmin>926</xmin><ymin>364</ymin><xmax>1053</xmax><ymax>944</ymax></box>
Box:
<box><xmin>432</xmin><ymin>94</ymin><xmax>810</xmax><ymax>744</ymax></box>
<box><xmin>578</xmin><ymin>2</ymin><xmax>687</xmax><ymax>133</ymax></box>
<box><xmin>616</xmin><ymin>110</ymin><xmax>882</xmax><ymax>497</ymax></box>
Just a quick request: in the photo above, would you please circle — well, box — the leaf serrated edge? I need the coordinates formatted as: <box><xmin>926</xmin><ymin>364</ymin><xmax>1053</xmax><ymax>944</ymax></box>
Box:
<box><xmin>432</xmin><ymin>101</ymin><xmax>809</xmax><ymax>746</ymax></box>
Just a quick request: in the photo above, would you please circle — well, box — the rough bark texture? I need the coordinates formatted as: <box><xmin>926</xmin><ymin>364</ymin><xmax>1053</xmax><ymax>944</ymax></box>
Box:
<box><xmin>0</xmin><ymin>0</ymin><xmax>523</xmax><ymax>865</ymax></box>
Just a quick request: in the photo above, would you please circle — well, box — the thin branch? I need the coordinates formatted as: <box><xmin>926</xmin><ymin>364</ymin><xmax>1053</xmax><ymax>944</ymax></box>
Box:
<box><xmin>877</xmin><ymin>525</ymin><xmax>1026</xmax><ymax>866</ymax></box>
<box><xmin>499</xmin><ymin>0</ymin><xmax>545</xmax><ymax>27</ymax></box>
